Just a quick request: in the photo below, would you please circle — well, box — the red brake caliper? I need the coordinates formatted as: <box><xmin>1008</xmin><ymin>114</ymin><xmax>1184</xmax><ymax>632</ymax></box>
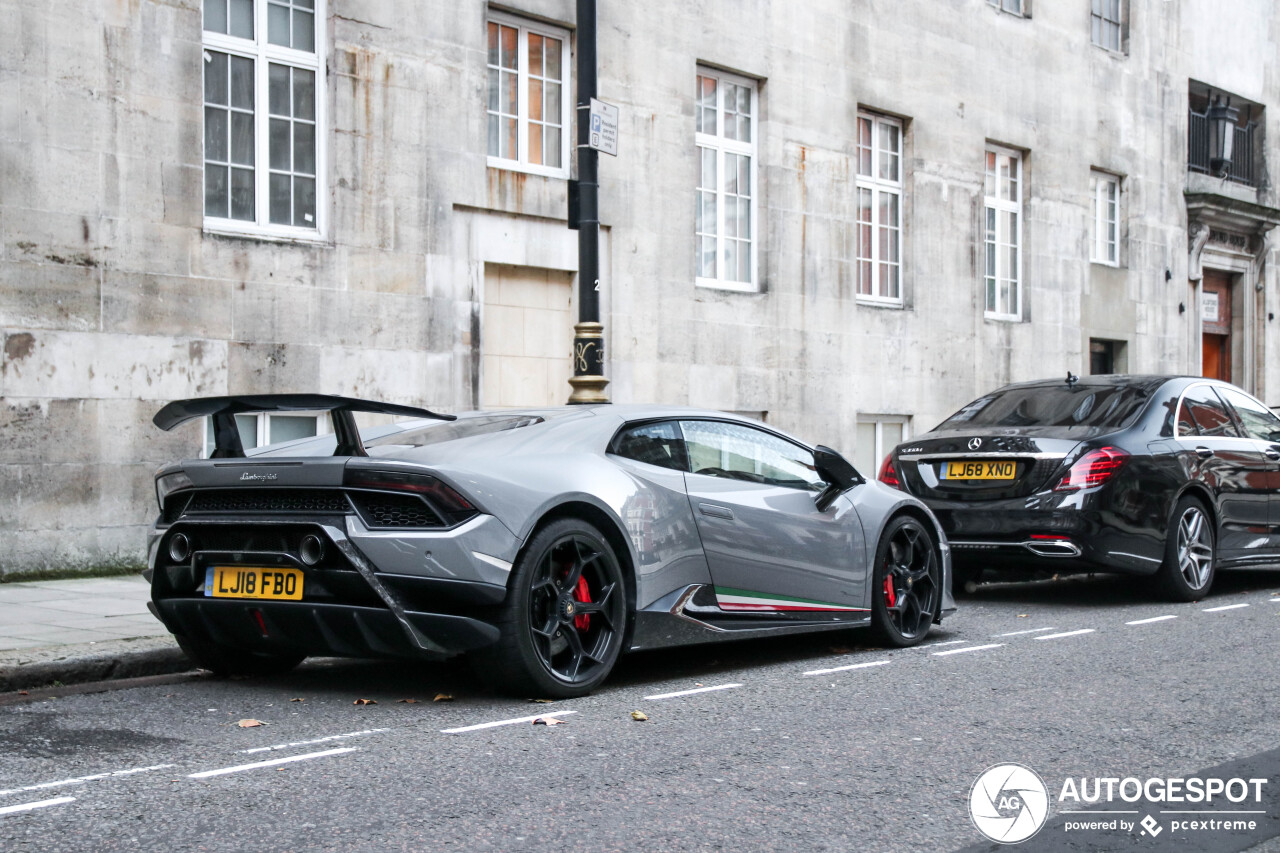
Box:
<box><xmin>883</xmin><ymin>575</ymin><xmax>897</xmax><ymax>608</ymax></box>
<box><xmin>573</xmin><ymin>576</ymin><xmax>592</xmax><ymax>631</ymax></box>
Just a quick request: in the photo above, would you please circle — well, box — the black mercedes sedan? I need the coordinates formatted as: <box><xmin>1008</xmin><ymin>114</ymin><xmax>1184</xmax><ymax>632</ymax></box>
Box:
<box><xmin>880</xmin><ymin>375</ymin><xmax>1280</xmax><ymax>600</ymax></box>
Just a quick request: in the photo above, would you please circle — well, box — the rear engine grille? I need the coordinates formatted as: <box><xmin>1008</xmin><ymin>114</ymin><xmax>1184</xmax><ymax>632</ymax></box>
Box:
<box><xmin>186</xmin><ymin>489</ymin><xmax>350</xmax><ymax>515</ymax></box>
<box><xmin>348</xmin><ymin>492</ymin><xmax>444</xmax><ymax>528</ymax></box>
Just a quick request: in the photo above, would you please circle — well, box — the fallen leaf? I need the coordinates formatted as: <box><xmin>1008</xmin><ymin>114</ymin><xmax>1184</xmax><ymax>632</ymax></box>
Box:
<box><xmin>695</xmin><ymin>682</ymin><xmax>704</xmax><ymax>687</ymax></box>
<box><xmin>1017</xmin><ymin>614</ymin><xmax>1028</xmax><ymax>618</ymax></box>
<box><xmin>237</xmin><ymin>719</ymin><xmax>266</xmax><ymax>728</ymax></box>
<box><xmin>396</xmin><ymin>698</ymin><xmax>420</xmax><ymax>704</ymax></box>
<box><xmin>17</xmin><ymin>691</ymin><xmax>28</xmax><ymax>696</ymax></box>
<box><xmin>290</xmin><ymin>698</ymin><xmax>305</xmax><ymax>703</ymax></box>
<box><xmin>527</xmin><ymin>698</ymin><xmax>555</xmax><ymax>704</ymax></box>
<box><xmin>828</xmin><ymin>646</ymin><xmax>852</xmax><ymax>655</ymax></box>
<box><xmin>353</xmin><ymin>698</ymin><xmax>378</xmax><ymax>706</ymax></box>
<box><xmin>532</xmin><ymin>716</ymin><xmax>566</xmax><ymax>726</ymax></box>
<box><xmin>630</xmin><ymin>710</ymin><xmax>648</xmax><ymax>722</ymax></box>
<box><xmin>433</xmin><ymin>693</ymin><xmax>454</xmax><ymax>702</ymax></box>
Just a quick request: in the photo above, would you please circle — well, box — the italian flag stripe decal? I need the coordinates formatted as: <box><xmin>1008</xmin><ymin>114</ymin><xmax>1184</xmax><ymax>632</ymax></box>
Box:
<box><xmin>714</xmin><ymin>586</ymin><xmax>868</xmax><ymax>612</ymax></box>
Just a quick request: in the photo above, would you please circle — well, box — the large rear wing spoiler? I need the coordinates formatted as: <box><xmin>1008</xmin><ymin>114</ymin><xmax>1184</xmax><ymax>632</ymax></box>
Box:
<box><xmin>153</xmin><ymin>394</ymin><xmax>456</xmax><ymax>458</ymax></box>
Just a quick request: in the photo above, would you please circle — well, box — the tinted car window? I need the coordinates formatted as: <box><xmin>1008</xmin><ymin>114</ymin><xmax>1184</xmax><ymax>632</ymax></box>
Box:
<box><xmin>1218</xmin><ymin>387</ymin><xmax>1280</xmax><ymax>442</ymax></box>
<box><xmin>682</xmin><ymin>420</ymin><xmax>822</xmax><ymax>490</ymax></box>
<box><xmin>612</xmin><ymin>421</ymin><xmax>689</xmax><ymax>472</ymax></box>
<box><xmin>937</xmin><ymin>385</ymin><xmax>1149</xmax><ymax>430</ymax></box>
<box><xmin>1178</xmin><ymin>385</ymin><xmax>1240</xmax><ymax>438</ymax></box>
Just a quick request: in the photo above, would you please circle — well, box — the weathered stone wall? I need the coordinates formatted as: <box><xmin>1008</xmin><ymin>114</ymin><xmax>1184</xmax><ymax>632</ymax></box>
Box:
<box><xmin>1</xmin><ymin>0</ymin><xmax>1277</xmax><ymax>574</ymax></box>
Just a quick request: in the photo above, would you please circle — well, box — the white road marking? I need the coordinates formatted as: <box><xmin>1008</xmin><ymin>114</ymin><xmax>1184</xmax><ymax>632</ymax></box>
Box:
<box><xmin>440</xmin><ymin>711</ymin><xmax>580</xmax><ymax>734</ymax></box>
<box><xmin>919</xmin><ymin>640</ymin><xmax>968</xmax><ymax>648</ymax></box>
<box><xmin>933</xmin><ymin>643</ymin><xmax>1005</xmax><ymax>657</ymax></box>
<box><xmin>993</xmin><ymin>627</ymin><xmax>1057</xmax><ymax>637</ymax></box>
<box><xmin>803</xmin><ymin>660</ymin><xmax>891</xmax><ymax>677</ymax></box>
<box><xmin>1203</xmin><ymin>603</ymin><xmax>1249</xmax><ymax>612</ymax></box>
<box><xmin>188</xmin><ymin>747</ymin><xmax>357</xmax><ymax>779</ymax></box>
<box><xmin>1270</xmin><ymin>598</ymin><xmax>1280</xmax><ymax>603</ymax></box>
<box><xmin>1127</xmin><ymin>615</ymin><xmax>1177</xmax><ymax>625</ymax></box>
<box><xmin>0</xmin><ymin>764</ymin><xmax>175</xmax><ymax>797</ymax></box>
<box><xmin>0</xmin><ymin>797</ymin><xmax>75</xmax><ymax>816</ymax></box>
<box><xmin>1034</xmin><ymin>629</ymin><xmax>1096</xmax><ymax>641</ymax></box>
<box><xmin>645</xmin><ymin>684</ymin><xmax>742</xmax><ymax>701</ymax></box>
<box><xmin>240</xmin><ymin>728</ymin><xmax>389</xmax><ymax>754</ymax></box>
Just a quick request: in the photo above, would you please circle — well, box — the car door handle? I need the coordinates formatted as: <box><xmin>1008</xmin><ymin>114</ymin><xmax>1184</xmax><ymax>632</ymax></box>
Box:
<box><xmin>1195</xmin><ymin>446</ymin><xmax>1214</xmax><ymax>459</ymax></box>
<box><xmin>1265</xmin><ymin>447</ymin><xmax>1280</xmax><ymax>461</ymax></box>
<box><xmin>699</xmin><ymin>503</ymin><xmax>734</xmax><ymax>520</ymax></box>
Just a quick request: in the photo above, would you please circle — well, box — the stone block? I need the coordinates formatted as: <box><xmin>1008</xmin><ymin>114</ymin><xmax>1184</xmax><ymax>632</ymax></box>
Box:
<box><xmin>0</xmin><ymin>258</ymin><xmax>101</xmax><ymax>331</ymax></box>
<box><xmin>103</xmin><ymin>270</ymin><xmax>234</xmax><ymax>339</ymax></box>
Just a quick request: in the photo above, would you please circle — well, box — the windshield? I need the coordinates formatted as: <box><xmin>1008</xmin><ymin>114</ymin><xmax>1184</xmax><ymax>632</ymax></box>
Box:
<box><xmin>938</xmin><ymin>385</ymin><xmax>1150</xmax><ymax>431</ymax></box>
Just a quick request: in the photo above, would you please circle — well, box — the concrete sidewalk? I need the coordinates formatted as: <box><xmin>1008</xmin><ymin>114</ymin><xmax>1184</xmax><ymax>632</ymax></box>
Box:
<box><xmin>0</xmin><ymin>576</ymin><xmax>193</xmax><ymax>692</ymax></box>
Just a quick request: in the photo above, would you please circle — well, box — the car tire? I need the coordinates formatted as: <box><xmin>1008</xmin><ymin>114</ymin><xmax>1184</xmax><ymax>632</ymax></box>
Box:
<box><xmin>173</xmin><ymin>633</ymin><xmax>305</xmax><ymax>677</ymax></box>
<box><xmin>471</xmin><ymin>517</ymin><xmax>628</xmax><ymax>699</ymax></box>
<box><xmin>870</xmin><ymin>515</ymin><xmax>941</xmax><ymax>647</ymax></box>
<box><xmin>1157</xmin><ymin>495</ymin><xmax>1216</xmax><ymax>601</ymax></box>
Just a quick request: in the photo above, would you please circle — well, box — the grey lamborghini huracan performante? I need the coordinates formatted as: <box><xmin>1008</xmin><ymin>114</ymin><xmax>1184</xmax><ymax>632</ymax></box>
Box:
<box><xmin>147</xmin><ymin>396</ymin><xmax>956</xmax><ymax>697</ymax></box>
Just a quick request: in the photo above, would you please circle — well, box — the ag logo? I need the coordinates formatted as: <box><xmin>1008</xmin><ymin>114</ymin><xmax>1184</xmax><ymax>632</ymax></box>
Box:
<box><xmin>969</xmin><ymin>763</ymin><xmax>1050</xmax><ymax>844</ymax></box>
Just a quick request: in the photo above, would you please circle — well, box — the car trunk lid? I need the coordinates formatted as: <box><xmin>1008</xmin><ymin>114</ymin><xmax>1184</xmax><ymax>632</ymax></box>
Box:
<box><xmin>894</xmin><ymin>429</ymin><xmax>1083</xmax><ymax>501</ymax></box>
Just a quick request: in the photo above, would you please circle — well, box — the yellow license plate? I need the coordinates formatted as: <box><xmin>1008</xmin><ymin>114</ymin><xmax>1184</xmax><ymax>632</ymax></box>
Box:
<box><xmin>943</xmin><ymin>460</ymin><xmax>1017</xmax><ymax>480</ymax></box>
<box><xmin>205</xmin><ymin>566</ymin><xmax>304</xmax><ymax>600</ymax></box>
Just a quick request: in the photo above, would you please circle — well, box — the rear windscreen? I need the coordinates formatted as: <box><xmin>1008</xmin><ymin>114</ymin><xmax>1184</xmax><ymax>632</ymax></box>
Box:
<box><xmin>938</xmin><ymin>385</ymin><xmax>1151</xmax><ymax>430</ymax></box>
<box><xmin>365</xmin><ymin>414</ymin><xmax>545</xmax><ymax>449</ymax></box>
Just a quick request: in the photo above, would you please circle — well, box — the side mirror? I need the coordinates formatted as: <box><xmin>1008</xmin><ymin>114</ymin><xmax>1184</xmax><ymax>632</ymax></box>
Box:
<box><xmin>813</xmin><ymin>445</ymin><xmax>864</xmax><ymax>511</ymax></box>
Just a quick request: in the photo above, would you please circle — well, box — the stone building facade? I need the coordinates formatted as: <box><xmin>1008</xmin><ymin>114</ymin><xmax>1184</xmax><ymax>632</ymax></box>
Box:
<box><xmin>2</xmin><ymin>0</ymin><xmax>1278</xmax><ymax>574</ymax></box>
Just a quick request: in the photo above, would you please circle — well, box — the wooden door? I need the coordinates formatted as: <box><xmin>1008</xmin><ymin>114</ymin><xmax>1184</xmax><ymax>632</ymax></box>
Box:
<box><xmin>1201</xmin><ymin>271</ymin><xmax>1232</xmax><ymax>381</ymax></box>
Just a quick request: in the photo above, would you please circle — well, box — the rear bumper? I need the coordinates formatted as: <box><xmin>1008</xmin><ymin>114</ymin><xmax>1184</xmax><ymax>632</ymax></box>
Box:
<box><xmin>932</xmin><ymin>496</ymin><xmax>1165</xmax><ymax>576</ymax></box>
<box><xmin>151</xmin><ymin>598</ymin><xmax>500</xmax><ymax>661</ymax></box>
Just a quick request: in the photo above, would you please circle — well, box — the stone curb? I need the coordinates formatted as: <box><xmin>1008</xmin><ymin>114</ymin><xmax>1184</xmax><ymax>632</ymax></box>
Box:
<box><xmin>0</xmin><ymin>636</ymin><xmax>195</xmax><ymax>693</ymax></box>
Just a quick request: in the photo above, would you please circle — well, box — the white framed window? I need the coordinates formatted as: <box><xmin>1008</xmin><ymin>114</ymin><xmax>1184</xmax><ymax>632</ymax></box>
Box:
<box><xmin>984</xmin><ymin>146</ymin><xmax>1023</xmax><ymax>320</ymax></box>
<box><xmin>988</xmin><ymin>0</ymin><xmax>1025</xmax><ymax>16</ymax></box>
<box><xmin>1090</xmin><ymin>170</ymin><xmax>1120</xmax><ymax>266</ymax></box>
<box><xmin>856</xmin><ymin>113</ymin><xmax>903</xmax><ymax>304</ymax></box>
<box><xmin>695</xmin><ymin>68</ymin><xmax>758</xmax><ymax>292</ymax></box>
<box><xmin>486</xmin><ymin>12</ymin><xmax>570</xmax><ymax>178</ymax></box>
<box><xmin>203</xmin><ymin>412</ymin><xmax>324</xmax><ymax>457</ymax></box>
<box><xmin>855</xmin><ymin>416</ymin><xmax>910</xmax><ymax>479</ymax></box>
<box><xmin>202</xmin><ymin>0</ymin><xmax>325</xmax><ymax>240</ymax></box>
<box><xmin>1091</xmin><ymin>0</ymin><xmax>1123</xmax><ymax>52</ymax></box>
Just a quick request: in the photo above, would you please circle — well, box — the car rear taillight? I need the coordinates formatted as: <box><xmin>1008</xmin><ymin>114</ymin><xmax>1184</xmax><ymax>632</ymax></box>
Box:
<box><xmin>878</xmin><ymin>454</ymin><xmax>902</xmax><ymax>490</ymax></box>
<box><xmin>1053</xmin><ymin>446</ymin><xmax>1128</xmax><ymax>491</ymax></box>
<box><xmin>343</xmin><ymin>468</ymin><xmax>475</xmax><ymax>514</ymax></box>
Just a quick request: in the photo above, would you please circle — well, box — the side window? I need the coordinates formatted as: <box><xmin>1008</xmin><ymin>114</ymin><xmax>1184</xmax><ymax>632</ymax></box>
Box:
<box><xmin>1218</xmin><ymin>387</ymin><xmax>1280</xmax><ymax>442</ymax></box>
<box><xmin>681</xmin><ymin>420</ymin><xmax>822</xmax><ymax>490</ymax></box>
<box><xmin>611</xmin><ymin>421</ymin><xmax>688</xmax><ymax>472</ymax></box>
<box><xmin>1178</xmin><ymin>386</ymin><xmax>1240</xmax><ymax>438</ymax></box>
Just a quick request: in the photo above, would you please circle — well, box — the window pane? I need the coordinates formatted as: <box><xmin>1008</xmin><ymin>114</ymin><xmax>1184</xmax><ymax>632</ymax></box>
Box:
<box><xmin>236</xmin><ymin>414</ymin><xmax>259</xmax><ymax>450</ymax></box>
<box><xmin>529</xmin><ymin>121</ymin><xmax>543</xmax><ymax>165</ymax></box>
<box><xmin>229</xmin><ymin>0</ymin><xmax>253</xmax><ymax>38</ymax></box>
<box><xmin>293</xmin><ymin>122</ymin><xmax>315</xmax><ymax>174</ymax></box>
<box><xmin>230</xmin><ymin>111</ymin><xmax>254</xmax><ymax>165</ymax></box>
<box><xmin>205</xmin><ymin>0</ymin><xmax>227</xmax><ymax>33</ymax></box>
<box><xmin>487</xmin><ymin>22</ymin><xmax>499</xmax><ymax>66</ymax></box>
<box><xmin>503</xmin><ymin>118</ymin><xmax>516</xmax><ymax>159</ymax></box>
<box><xmin>544</xmin><ymin>126</ymin><xmax>560</xmax><ymax>168</ymax></box>
<box><xmin>230</xmin><ymin>56</ymin><xmax>254</xmax><ymax>109</ymax></box>
<box><xmin>293</xmin><ymin>176</ymin><xmax>315</xmax><ymax>226</ymax></box>
<box><xmin>487</xmin><ymin>67</ymin><xmax>499</xmax><ymax>113</ymax></box>
<box><xmin>268</xmin><ymin>2</ymin><xmax>290</xmax><ymax>46</ymax></box>
<box><xmin>545</xmin><ymin>81</ymin><xmax>561</xmax><ymax>123</ymax></box>
<box><xmin>528</xmin><ymin>34</ymin><xmax>543</xmax><ymax>77</ymax></box>
<box><xmin>293</xmin><ymin>69</ymin><xmax>315</xmax><ymax>121</ymax></box>
<box><xmin>855</xmin><ymin>422</ymin><xmax>877</xmax><ymax>476</ymax></box>
<box><xmin>293</xmin><ymin>10</ymin><xmax>315</xmax><ymax>52</ymax></box>
<box><xmin>269</xmin><ymin>64</ymin><xmax>290</xmax><ymax>115</ymax></box>
<box><xmin>682</xmin><ymin>421</ymin><xmax>821</xmax><ymax>490</ymax></box>
<box><xmin>529</xmin><ymin>79</ymin><xmax>543</xmax><ymax>122</ymax></box>
<box><xmin>502</xmin><ymin>71</ymin><xmax>517</xmax><ymax>115</ymax></box>
<box><xmin>269</xmin><ymin>118</ymin><xmax>290</xmax><ymax>169</ymax></box>
<box><xmin>269</xmin><ymin>173</ymin><xmax>291</xmax><ymax>224</ymax></box>
<box><xmin>614</xmin><ymin>422</ymin><xmax>687</xmax><ymax>471</ymax></box>
<box><xmin>205</xmin><ymin>164</ymin><xmax>229</xmax><ymax>217</ymax></box>
<box><xmin>205</xmin><ymin>106</ymin><xmax>228</xmax><ymax>161</ymax></box>
<box><xmin>500</xmin><ymin>24</ymin><xmax>516</xmax><ymax>69</ymax></box>
<box><xmin>230</xmin><ymin>167</ymin><xmax>255</xmax><ymax>220</ymax></box>
<box><xmin>1220</xmin><ymin>388</ymin><xmax>1280</xmax><ymax>441</ymax></box>
<box><xmin>204</xmin><ymin>51</ymin><xmax>228</xmax><ymax>105</ymax></box>
<box><xmin>545</xmin><ymin>38</ymin><xmax>561</xmax><ymax>80</ymax></box>
<box><xmin>487</xmin><ymin>113</ymin><xmax>499</xmax><ymax>157</ymax></box>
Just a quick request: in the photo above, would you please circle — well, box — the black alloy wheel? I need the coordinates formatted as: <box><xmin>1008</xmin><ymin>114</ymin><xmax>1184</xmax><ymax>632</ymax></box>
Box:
<box><xmin>1158</xmin><ymin>496</ymin><xmax>1216</xmax><ymax>601</ymax></box>
<box><xmin>472</xmin><ymin>517</ymin><xmax>627</xmax><ymax>698</ymax></box>
<box><xmin>870</xmin><ymin>516</ymin><xmax>940</xmax><ymax>647</ymax></box>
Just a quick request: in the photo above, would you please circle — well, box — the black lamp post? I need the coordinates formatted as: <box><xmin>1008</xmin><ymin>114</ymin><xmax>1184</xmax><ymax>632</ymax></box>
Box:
<box><xmin>1207</xmin><ymin>94</ymin><xmax>1239</xmax><ymax>178</ymax></box>
<box><xmin>566</xmin><ymin>0</ymin><xmax>609</xmax><ymax>404</ymax></box>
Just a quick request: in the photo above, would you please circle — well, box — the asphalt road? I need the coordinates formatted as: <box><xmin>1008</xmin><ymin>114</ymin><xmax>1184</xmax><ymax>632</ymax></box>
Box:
<box><xmin>1</xmin><ymin>570</ymin><xmax>1278</xmax><ymax>852</ymax></box>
